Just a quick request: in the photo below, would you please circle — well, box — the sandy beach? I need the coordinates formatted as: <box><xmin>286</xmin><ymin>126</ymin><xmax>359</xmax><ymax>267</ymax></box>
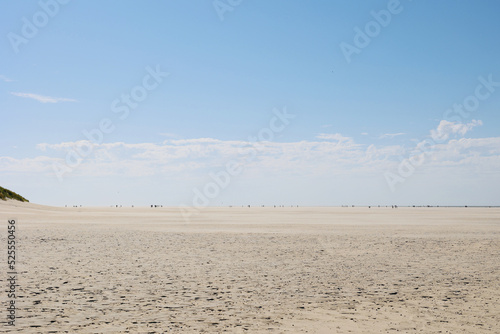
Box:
<box><xmin>1</xmin><ymin>200</ymin><xmax>499</xmax><ymax>333</ymax></box>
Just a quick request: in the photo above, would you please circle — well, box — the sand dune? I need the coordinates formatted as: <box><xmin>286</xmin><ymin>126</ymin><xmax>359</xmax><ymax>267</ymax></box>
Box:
<box><xmin>1</xmin><ymin>200</ymin><xmax>499</xmax><ymax>333</ymax></box>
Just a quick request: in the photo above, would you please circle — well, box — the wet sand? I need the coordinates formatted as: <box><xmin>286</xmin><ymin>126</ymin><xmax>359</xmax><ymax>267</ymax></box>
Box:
<box><xmin>1</xmin><ymin>200</ymin><xmax>499</xmax><ymax>333</ymax></box>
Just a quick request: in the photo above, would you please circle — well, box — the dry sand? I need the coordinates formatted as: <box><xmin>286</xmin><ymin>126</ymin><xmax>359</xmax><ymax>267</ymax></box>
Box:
<box><xmin>1</xmin><ymin>200</ymin><xmax>499</xmax><ymax>333</ymax></box>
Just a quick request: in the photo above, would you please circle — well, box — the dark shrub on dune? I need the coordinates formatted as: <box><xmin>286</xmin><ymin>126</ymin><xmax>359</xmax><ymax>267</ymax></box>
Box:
<box><xmin>0</xmin><ymin>186</ymin><xmax>29</xmax><ymax>202</ymax></box>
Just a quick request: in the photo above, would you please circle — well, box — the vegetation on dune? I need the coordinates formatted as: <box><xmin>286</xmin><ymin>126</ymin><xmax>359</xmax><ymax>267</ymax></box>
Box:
<box><xmin>0</xmin><ymin>186</ymin><xmax>29</xmax><ymax>202</ymax></box>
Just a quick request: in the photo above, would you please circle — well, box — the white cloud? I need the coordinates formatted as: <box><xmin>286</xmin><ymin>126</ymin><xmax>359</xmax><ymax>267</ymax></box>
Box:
<box><xmin>0</xmin><ymin>75</ymin><xmax>13</xmax><ymax>82</ymax></box>
<box><xmin>5</xmin><ymin>132</ymin><xmax>500</xmax><ymax>206</ymax></box>
<box><xmin>428</xmin><ymin>137</ymin><xmax>500</xmax><ymax>165</ymax></box>
<box><xmin>10</xmin><ymin>92</ymin><xmax>77</xmax><ymax>103</ymax></box>
<box><xmin>34</xmin><ymin>134</ymin><xmax>500</xmax><ymax>174</ymax></box>
<box><xmin>430</xmin><ymin>119</ymin><xmax>482</xmax><ymax>141</ymax></box>
<box><xmin>316</xmin><ymin>133</ymin><xmax>354</xmax><ymax>144</ymax></box>
<box><xmin>30</xmin><ymin>136</ymin><xmax>378</xmax><ymax>178</ymax></box>
<box><xmin>366</xmin><ymin>144</ymin><xmax>405</xmax><ymax>160</ymax></box>
<box><xmin>167</xmin><ymin>138</ymin><xmax>224</xmax><ymax>145</ymax></box>
<box><xmin>2</xmin><ymin>132</ymin><xmax>497</xmax><ymax>185</ymax></box>
<box><xmin>0</xmin><ymin>156</ymin><xmax>55</xmax><ymax>173</ymax></box>
<box><xmin>379</xmin><ymin>132</ymin><xmax>405</xmax><ymax>139</ymax></box>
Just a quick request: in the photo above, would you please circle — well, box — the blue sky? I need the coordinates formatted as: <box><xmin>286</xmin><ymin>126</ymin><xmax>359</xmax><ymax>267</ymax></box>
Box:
<box><xmin>1</xmin><ymin>0</ymin><xmax>500</xmax><ymax>207</ymax></box>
